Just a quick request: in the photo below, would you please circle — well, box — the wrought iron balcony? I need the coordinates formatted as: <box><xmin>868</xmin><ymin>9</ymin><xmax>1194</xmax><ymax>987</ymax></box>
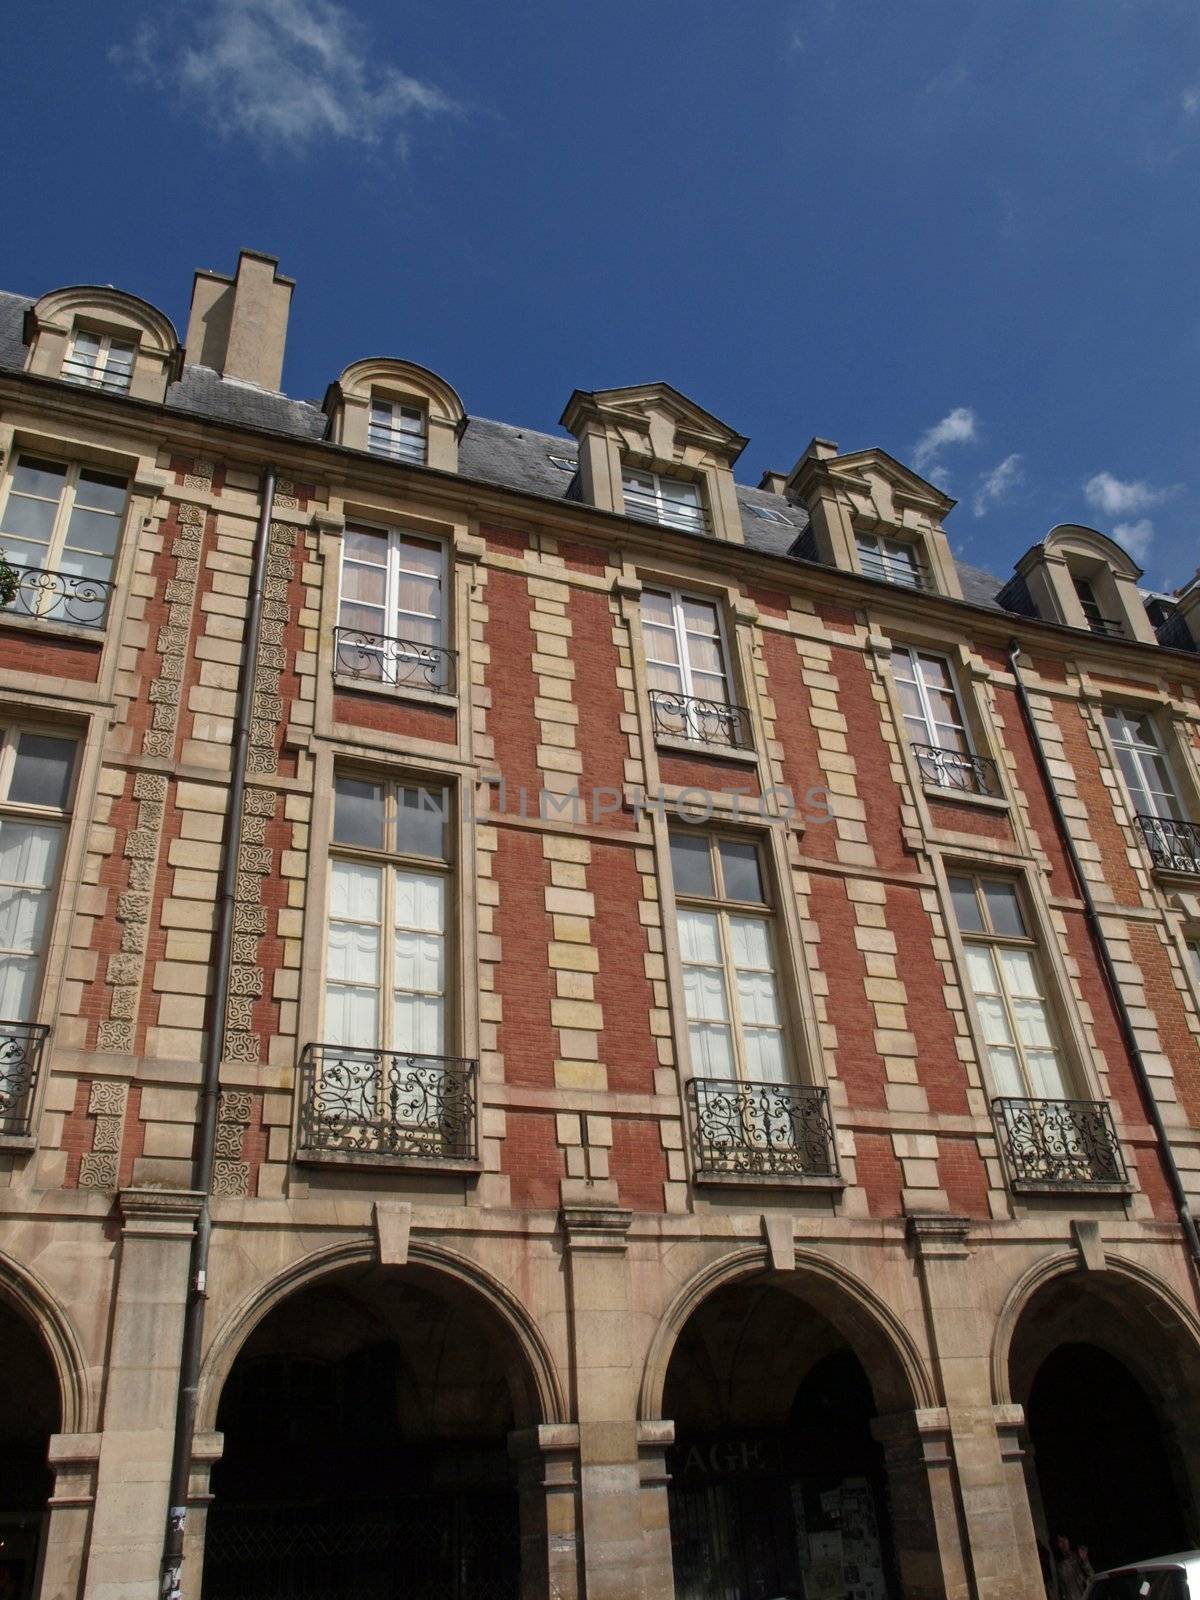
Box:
<box><xmin>649</xmin><ymin>689</ymin><xmax>751</xmax><ymax>751</ymax></box>
<box><xmin>856</xmin><ymin>552</ymin><xmax>932</xmax><ymax>590</ymax></box>
<box><xmin>298</xmin><ymin>1044</ymin><xmax>477</xmax><ymax>1162</ymax></box>
<box><xmin>992</xmin><ymin>1096</ymin><xmax>1127</xmax><ymax>1189</ymax></box>
<box><xmin>1135</xmin><ymin>813</ymin><xmax>1200</xmax><ymax>876</ymax></box>
<box><xmin>911</xmin><ymin>742</ymin><xmax>999</xmax><ymax>797</ymax></box>
<box><xmin>686</xmin><ymin>1077</ymin><xmax>838</xmax><ymax>1180</ymax></box>
<box><xmin>333</xmin><ymin>627</ymin><xmax>457</xmax><ymax>695</ymax></box>
<box><xmin>0</xmin><ymin>568</ymin><xmax>114</xmax><ymax>628</ymax></box>
<box><xmin>0</xmin><ymin>1022</ymin><xmax>49</xmax><ymax>1138</ymax></box>
<box><xmin>1084</xmin><ymin>614</ymin><xmax>1125</xmax><ymax>640</ymax></box>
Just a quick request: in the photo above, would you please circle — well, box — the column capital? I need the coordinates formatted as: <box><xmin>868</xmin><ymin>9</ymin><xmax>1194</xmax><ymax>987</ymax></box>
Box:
<box><xmin>906</xmin><ymin>1212</ymin><xmax>971</xmax><ymax>1260</ymax></box>
<box><xmin>118</xmin><ymin>1186</ymin><xmax>204</xmax><ymax>1239</ymax></box>
<box><xmin>559</xmin><ymin>1204</ymin><xmax>633</xmax><ymax>1253</ymax></box>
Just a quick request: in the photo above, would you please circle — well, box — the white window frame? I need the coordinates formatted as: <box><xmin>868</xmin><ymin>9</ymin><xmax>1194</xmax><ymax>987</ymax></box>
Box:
<box><xmin>622</xmin><ymin>467</ymin><xmax>706</xmax><ymax>533</ymax></box>
<box><xmin>641</xmin><ymin>586</ymin><xmax>734</xmax><ymax>708</ymax></box>
<box><xmin>0</xmin><ymin>724</ymin><xmax>78</xmax><ymax>1023</ymax></box>
<box><xmin>1104</xmin><ymin>706</ymin><xmax>1187</xmax><ymax>823</ymax></box>
<box><xmin>336</xmin><ymin>522</ymin><xmax>450</xmax><ymax>689</ymax></box>
<box><xmin>62</xmin><ymin>327</ymin><xmax>137</xmax><ymax>393</ymax></box>
<box><xmin>0</xmin><ymin>454</ymin><xmax>127</xmax><ymax>619</ymax></box>
<box><xmin>671</xmin><ymin>831</ymin><xmax>789</xmax><ymax>1086</ymax></box>
<box><xmin>367</xmin><ymin>395</ymin><xmax>427</xmax><ymax>464</ymax></box>
<box><xmin>855</xmin><ymin>530</ymin><xmax>925</xmax><ymax>589</ymax></box>
<box><xmin>891</xmin><ymin>646</ymin><xmax>974</xmax><ymax>754</ymax></box>
<box><xmin>323</xmin><ymin>774</ymin><xmax>454</xmax><ymax>1056</ymax></box>
<box><xmin>949</xmin><ymin>871</ymin><xmax>1073</xmax><ymax>1102</ymax></box>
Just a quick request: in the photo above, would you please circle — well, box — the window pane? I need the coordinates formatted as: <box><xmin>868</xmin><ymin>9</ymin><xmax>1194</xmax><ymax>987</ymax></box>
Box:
<box><xmin>677</xmin><ymin>908</ymin><xmax>722</xmax><ymax>971</ymax></box>
<box><xmin>400</xmin><ymin>536</ymin><xmax>442</xmax><ymax>578</ymax></box>
<box><xmin>729</xmin><ymin>914</ymin><xmax>772</xmax><ymax>970</ymax></box>
<box><xmin>395</xmin><ymin>785</ymin><xmax>447</xmax><ymax>859</ymax></box>
<box><xmin>669</xmin><ymin>832</ymin><xmax>714</xmax><ymax>898</ymax></box>
<box><xmin>64</xmin><ymin>505</ymin><xmax>120</xmax><ymax>558</ymax></box>
<box><xmin>719</xmin><ymin>841</ymin><xmax>764</xmax><ymax>903</ymax></box>
<box><xmin>333</xmin><ymin>775</ymin><xmax>385</xmax><ymax>848</ymax></box>
<box><xmin>641</xmin><ymin>591</ymin><xmax>674</xmax><ymax>627</ymax></box>
<box><xmin>395</xmin><ymin>869</ymin><xmax>444</xmax><ymax>935</ymax></box>
<box><xmin>11</xmin><ymin>459</ymin><xmax>67</xmax><ymax>500</ymax></box>
<box><xmin>0</xmin><ymin>493</ymin><xmax>57</xmax><ymax>546</ymax></box>
<box><xmin>982</xmin><ymin>881</ymin><xmax>1026</xmax><ymax>939</ymax></box>
<box><xmin>689</xmin><ymin>1022</ymin><xmax>735</xmax><ymax>1077</ymax></box>
<box><xmin>949</xmin><ymin>876</ymin><xmax>984</xmax><ymax>932</ymax></box>
<box><xmin>74</xmin><ymin>470</ymin><xmax>127</xmax><ymax>513</ymax></box>
<box><xmin>344</xmin><ymin>526</ymin><xmax>388</xmax><ymax>565</ymax></box>
<box><xmin>9</xmin><ymin>735</ymin><xmax>75</xmax><ymax>809</ymax></box>
<box><xmin>328</xmin><ymin>859</ymin><xmax>381</xmax><ymax>925</ymax></box>
<box><xmin>735</xmin><ymin>966</ymin><xmax>780</xmax><ymax>1026</ymax></box>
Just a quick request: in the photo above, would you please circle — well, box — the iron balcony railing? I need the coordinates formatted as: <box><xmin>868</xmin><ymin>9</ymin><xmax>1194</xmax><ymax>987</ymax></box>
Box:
<box><xmin>333</xmin><ymin>627</ymin><xmax>457</xmax><ymax>694</ymax></box>
<box><xmin>686</xmin><ymin>1077</ymin><xmax>838</xmax><ymax>1180</ymax></box>
<box><xmin>298</xmin><ymin>1044</ymin><xmax>477</xmax><ymax>1162</ymax></box>
<box><xmin>366</xmin><ymin>426</ymin><xmax>426</xmax><ymax>464</ymax></box>
<box><xmin>911</xmin><ymin>742</ymin><xmax>999</xmax><ymax>797</ymax></box>
<box><xmin>1136</xmin><ymin>814</ymin><xmax>1200</xmax><ymax>876</ymax></box>
<box><xmin>856</xmin><ymin>552</ymin><xmax>932</xmax><ymax>590</ymax></box>
<box><xmin>992</xmin><ymin>1096</ymin><xmax>1127</xmax><ymax>1189</ymax></box>
<box><xmin>622</xmin><ymin>488</ymin><xmax>709</xmax><ymax>536</ymax></box>
<box><xmin>61</xmin><ymin>358</ymin><xmax>132</xmax><ymax>393</ymax></box>
<box><xmin>0</xmin><ymin>1022</ymin><xmax>50</xmax><ymax>1137</ymax></box>
<box><xmin>1084</xmin><ymin>614</ymin><xmax>1125</xmax><ymax>639</ymax></box>
<box><xmin>1</xmin><ymin>567</ymin><xmax>114</xmax><ymax>628</ymax></box>
<box><xmin>649</xmin><ymin>689</ymin><xmax>751</xmax><ymax>751</ymax></box>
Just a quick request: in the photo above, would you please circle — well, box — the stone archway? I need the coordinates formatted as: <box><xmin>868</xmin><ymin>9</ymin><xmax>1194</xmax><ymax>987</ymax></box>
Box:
<box><xmin>1004</xmin><ymin>1262</ymin><xmax>1200</xmax><ymax>1574</ymax></box>
<box><xmin>200</xmin><ymin>1259</ymin><xmax>565</xmax><ymax>1600</ymax></box>
<box><xmin>647</xmin><ymin>1257</ymin><xmax>945</xmax><ymax>1600</ymax></box>
<box><xmin>0</xmin><ymin>1292</ymin><xmax>62</xmax><ymax>1600</ymax></box>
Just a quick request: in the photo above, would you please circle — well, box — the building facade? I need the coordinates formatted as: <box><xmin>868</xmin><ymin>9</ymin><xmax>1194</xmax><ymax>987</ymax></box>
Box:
<box><xmin>2</xmin><ymin>250</ymin><xmax>1200</xmax><ymax>1600</ymax></box>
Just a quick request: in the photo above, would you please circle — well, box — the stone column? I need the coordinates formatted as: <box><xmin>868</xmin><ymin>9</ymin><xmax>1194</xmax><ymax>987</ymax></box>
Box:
<box><xmin>907</xmin><ymin>1215</ymin><xmax>1046</xmax><ymax>1600</ymax></box>
<box><xmin>510</xmin><ymin>1423</ymin><xmax>584</xmax><ymax>1600</ymax></box>
<box><xmin>35</xmin><ymin>1433</ymin><xmax>101</xmax><ymax>1600</ymax></box>
<box><xmin>179</xmin><ymin>1431</ymin><xmax>224</xmax><ymax>1600</ymax></box>
<box><xmin>82</xmin><ymin>1188</ymin><xmax>202</xmax><ymax>1600</ymax></box>
<box><xmin>560</xmin><ymin>1205</ymin><xmax>673</xmax><ymax>1600</ymax></box>
<box><xmin>872</xmin><ymin>1408</ymin><xmax>967</xmax><ymax>1600</ymax></box>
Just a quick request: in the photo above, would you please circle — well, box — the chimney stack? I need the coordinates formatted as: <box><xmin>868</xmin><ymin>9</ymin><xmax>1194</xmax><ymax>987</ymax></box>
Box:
<box><xmin>184</xmin><ymin>249</ymin><xmax>294</xmax><ymax>391</ymax></box>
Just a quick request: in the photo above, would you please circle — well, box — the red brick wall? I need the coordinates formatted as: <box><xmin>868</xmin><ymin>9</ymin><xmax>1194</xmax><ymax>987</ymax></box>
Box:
<box><xmin>926</xmin><ymin>797</ymin><xmax>1015</xmax><ymax>843</ymax></box>
<box><xmin>569</xmin><ymin>587</ymin><xmax>632</xmax><ymax>825</ymax></box>
<box><xmin>1129</xmin><ymin>926</ymin><xmax>1200</xmax><ymax>1125</ymax></box>
<box><xmin>610</xmin><ymin>1117</ymin><xmax>666</xmax><ymax>1211</ymax></box>
<box><xmin>332</xmin><ymin>690</ymin><xmax>456</xmax><ymax>744</ymax></box>
<box><xmin>886</xmin><ymin>884</ymin><xmax>971</xmax><ymax>1116</ymax></box>
<box><xmin>502</xmin><ymin>1111</ymin><xmax>563</xmax><ymax>1209</ymax></box>
<box><xmin>591</xmin><ymin>842</ymin><xmax>659</xmax><ymax>1096</ymax></box>
<box><xmin>854</xmin><ymin>1131</ymin><xmax>904</xmax><ymax>1216</ymax></box>
<box><xmin>0</xmin><ymin>629</ymin><xmax>100</xmax><ymax>681</ymax></box>
<box><xmin>938</xmin><ymin>1135</ymin><xmax>990</xmax><ymax>1216</ymax></box>
<box><xmin>810</xmin><ymin>875</ymin><xmax>887</xmax><ymax>1110</ymax></box>
<box><xmin>493</xmin><ymin>828</ymin><xmax>555</xmax><ymax>1088</ymax></box>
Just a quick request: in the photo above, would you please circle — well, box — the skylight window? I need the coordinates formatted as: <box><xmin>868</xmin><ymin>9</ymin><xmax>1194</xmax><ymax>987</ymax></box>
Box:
<box><xmin>547</xmin><ymin>454</ymin><xmax>578</xmax><ymax>472</ymax></box>
<box><xmin>747</xmin><ymin>504</ymin><xmax>792</xmax><ymax>525</ymax></box>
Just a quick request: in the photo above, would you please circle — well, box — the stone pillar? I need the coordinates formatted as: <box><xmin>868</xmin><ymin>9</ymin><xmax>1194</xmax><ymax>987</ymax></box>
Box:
<box><xmin>872</xmin><ymin>1408</ymin><xmax>967</xmax><ymax>1600</ymax></box>
<box><xmin>510</xmin><ymin>1423</ymin><xmax>584</xmax><ymax>1600</ymax></box>
<box><xmin>82</xmin><ymin>1188</ymin><xmax>202</xmax><ymax>1600</ymax></box>
<box><xmin>560</xmin><ymin>1205</ymin><xmax>673</xmax><ymax>1600</ymax></box>
<box><xmin>36</xmin><ymin>1433</ymin><xmax>101</xmax><ymax>1600</ymax></box>
<box><xmin>179</xmin><ymin>1431</ymin><xmax>224</xmax><ymax>1600</ymax></box>
<box><xmin>907</xmin><ymin>1215</ymin><xmax>1045</xmax><ymax>1600</ymax></box>
<box><xmin>635</xmin><ymin>1419</ymin><xmax>676</xmax><ymax>1600</ymax></box>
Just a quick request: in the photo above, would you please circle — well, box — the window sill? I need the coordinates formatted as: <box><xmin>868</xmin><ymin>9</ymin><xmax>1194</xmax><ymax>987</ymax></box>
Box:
<box><xmin>0</xmin><ymin>1133</ymin><xmax>36</xmax><ymax>1154</ymax></box>
<box><xmin>1008</xmin><ymin>1179</ymin><xmax>1132</xmax><ymax>1199</ymax></box>
<box><xmin>332</xmin><ymin>673</ymin><xmax>457</xmax><ymax>713</ymax></box>
<box><xmin>0</xmin><ymin>611</ymin><xmax>106</xmax><ymax>646</ymax></box>
<box><xmin>655</xmin><ymin>734</ymin><xmax>757</xmax><ymax>765</ymax></box>
<box><xmin>295</xmin><ymin>1145</ymin><xmax>481</xmax><ymax>1177</ymax></box>
<box><xmin>922</xmin><ymin>783</ymin><xmax>1010</xmax><ymax>812</ymax></box>
<box><xmin>1146</xmin><ymin>862</ymin><xmax>1200</xmax><ymax>886</ymax></box>
<box><xmin>692</xmin><ymin>1169</ymin><xmax>844</xmax><ymax>1192</ymax></box>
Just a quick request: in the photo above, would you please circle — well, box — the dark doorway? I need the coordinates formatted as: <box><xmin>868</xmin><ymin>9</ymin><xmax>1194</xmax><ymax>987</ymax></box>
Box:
<box><xmin>664</xmin><ymin>1283</ymin><xmax>897</xmax><ymax>1600</ymax></box>
<box><xmin>203</xmin><ymin>1269</ymin><xmax>523</xmax><ymax>1600</ymax></box>
<box><xmin>0</xmin><ymin>1297</ymin><xmax>60</xmax><ymax>1600</ymax></box>
<box><xmin>1027</xmin><ymin>1342</ymin><xmax>1188</xmax><ymax>1572</ymax></box>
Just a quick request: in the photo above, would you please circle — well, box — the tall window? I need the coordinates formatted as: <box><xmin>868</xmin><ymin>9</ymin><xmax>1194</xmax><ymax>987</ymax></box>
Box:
<box><xmin>949</xmin><ymin>873</ymin><xmax>1069</xmax><ymax>1099</ymax></box>
<box><xmin>1072</xmin><ymin>574</ymin><xmax>1119</xmax><ymax>636</ymax></box>
<box><xmin>642</xmin><ymin>588</ymin><xmax>745</xmax><ymax>746</ymax></box>
<box><xmin>0</xmin><ymin>728</ymin><xmax>76</xmax><ymax>1020</ymax></box>
<box><xmin>1104</xmin><ymin>708</ymin><xmax>1183</xmax><ymax>822</ymax></box>
<box><xmin>62</xmin><ymin>328</ymin><xmax>136</xmax><ymax>393</ymax></box>
<box><xmin>671</xmin><ymin>831</ymin><xmax>786</xmax><ymax>1082</ymax></box>
<box><xmin>890</xmin><ymin>647</ymin><xmax>991</xmax><ymax>793</ymax></box>
<box><xmin>0</xmin><ymin>455</ymin><xmax>126</xmax><ymax>625</ymax></box>
<box><xmin>855</xmin><ymin>531</ymin><xmax>925</xmax><ymax>589</ymax></box>
<box><xmin>367</xmin><ymin>397</ymin><xmax>427</xmax><ymax>464</ymax></box>
<box><xmin>336</xmin><ymin>524</ymin><xmax>450</xmax><ymax>689</ymax></box>
<box><xmin>622</xmin><ymin>468</ymin><xmax>705</xmax><ymax>533</ymax></box>
<box><xmin>325</xmin><ymin>775</ymin><xmax>449</xmax><ymax>1055</ymax></box>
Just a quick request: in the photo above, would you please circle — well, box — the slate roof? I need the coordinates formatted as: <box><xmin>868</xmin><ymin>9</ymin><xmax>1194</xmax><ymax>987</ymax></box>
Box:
<box><xmin>0</xmin><ymin>284</ymin><xmax>1041</xmax><ymax>619</ymax></box>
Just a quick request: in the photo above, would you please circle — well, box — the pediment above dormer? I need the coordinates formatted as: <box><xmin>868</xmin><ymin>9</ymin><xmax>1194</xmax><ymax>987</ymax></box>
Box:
<box><xmin>561</xmin><ymin>384</ymin><xmax>748</xmax><ymax>471</ymax></box>
<box><xmin>802</xmin><ymin>448</ymin><xmax>956</xmax><ymax>534</ymax></box>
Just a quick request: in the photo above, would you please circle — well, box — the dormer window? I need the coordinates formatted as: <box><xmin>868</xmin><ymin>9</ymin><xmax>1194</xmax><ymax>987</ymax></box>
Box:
<box><xmin>622</xmin><ymin>468</ymin><xmax>705</xmax><ymax>534</ymax></box>
<box><xmin>855</xmin><ymin>531</ymin><xmax>927</xmax><ymax>590</ymax></box>
<box><xmin>62</xmin><ymin>328</ymin><xmax>137</xmax><ymax>394</ymax></box>
<box><xmin>368</xmin><ymin>397</ymin><xmax>427</xmax><ymax>465</ymax></box>
<box><xmin>1070</xmin><ymin>573</ymin><xmax>1123</xmax><ymax>639</ymax></box>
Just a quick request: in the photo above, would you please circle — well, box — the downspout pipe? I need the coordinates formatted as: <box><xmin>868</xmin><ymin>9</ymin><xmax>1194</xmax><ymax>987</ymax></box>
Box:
<box><xmin>1007</xmin><ymin>640</ymin><xmax>1200</xmax><ymax>1281</ymax></box>
<box><xmin>160</xmin><ymin>466</ymin><xmax>277</xmax><ymax>1600</ymax></box>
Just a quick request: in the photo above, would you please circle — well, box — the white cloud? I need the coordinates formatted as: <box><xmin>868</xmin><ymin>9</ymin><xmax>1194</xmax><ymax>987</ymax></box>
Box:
<box><xmin>1112</xmin><ymin>518</ymin><xmax>1155</xmax><ymax>562</ymax></box>
<box><xmin>1082</xmin><ymin>471</ymin><xmax>1176</xmax><ymax>518</ymax></box>
<box><xmin>972</xmin><ymin>453</ymin><xmax>1023</xmax><ymax>518</ymax></box>
<box><xmin>110</xmin><ymin>0</ymin><xmax>456</xmax><ymax>154</ymax></box>
<box><xmin>912</xmin><ymin>407</ymin><xmax>977</xmax><ymax>475</ymax></box>
<box><xmin>1184</xmin><ymin>86</ymin><xmax>1200</xmax><ymax>117</ymax></box>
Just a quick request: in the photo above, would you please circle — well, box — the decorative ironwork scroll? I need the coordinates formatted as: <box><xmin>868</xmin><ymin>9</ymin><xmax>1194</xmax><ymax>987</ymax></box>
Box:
<box><xmin>2</xmin><ymin>568</ymin><xmax>114</xmax><ymax>628</ymax></box>
<box><xmin>298</xmin><ymin>1044</ymin><xmax>476</xmax><ymax>1161</ymax></box>
<box><xmin>649</xmin><ymin>689</ymin><xmax>751</xmax><ymax>751</ymax></box>
<box><xmin>911</xmin><ymin>742</ymin><xmax>999</xmax><ymax>797</ymax></box>
<box><xmin>992</xmin><ymin>1096</ymin><xmax>1127</xmax><ymax>1187</ymax></box>
<box><xmin>686</xmin><ymin>1077</ymin><xmax>837</xmax><ymax>1178</ymax></box>
<box><xmin>334</xmin><ymin>627</ymin><xmax>456</xmax><ymax>694</ymax></box>
<box><xmin>0</xmin><ymin>1022</ymin><xmax>49</xmax><ymax>1137</ymax></box>
<box><xmin>1136</xmin><ymin>814</ymin><xmax>1200</xmax><ymax>876</ymax></box>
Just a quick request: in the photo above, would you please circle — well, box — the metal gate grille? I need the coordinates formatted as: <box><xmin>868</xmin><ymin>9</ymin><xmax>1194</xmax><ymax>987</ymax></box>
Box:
<box><xmin>203</xmin><ymin>1492</ymin><xmax>519</xmax><ymax>1600</ymax></box>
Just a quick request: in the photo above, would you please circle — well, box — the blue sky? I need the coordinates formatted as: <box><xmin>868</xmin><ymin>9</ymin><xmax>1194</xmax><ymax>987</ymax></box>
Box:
<box><xmin>4</xmin><ymin>0</ymin><xmax>1198</xmax><ymax>589</ymax></box>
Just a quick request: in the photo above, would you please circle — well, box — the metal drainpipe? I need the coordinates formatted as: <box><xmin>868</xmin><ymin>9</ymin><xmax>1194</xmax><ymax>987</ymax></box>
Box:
<box><xmin>1007</xmin><ymin>640</ymin><xmax>1200</xmax><ymax>1280</ymax></box>
<box><xmin>160</xmin><ymin>466</ymin><xmax>277</xmax><ymax>1600</ymax></box>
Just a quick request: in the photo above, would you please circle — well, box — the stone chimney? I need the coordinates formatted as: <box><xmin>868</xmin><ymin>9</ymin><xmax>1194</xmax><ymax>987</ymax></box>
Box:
<box><xmin>184</xmin><ymin>249</ymin><xmax>294</xmax><ymax>390</ymax></box>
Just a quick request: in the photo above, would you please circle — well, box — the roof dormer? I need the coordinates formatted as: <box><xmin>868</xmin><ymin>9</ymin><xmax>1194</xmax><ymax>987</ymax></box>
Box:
<box><xmin>560</xmin><ymin>383</ymin><xmax>748</xmax><ymax>542</ymax></box>
<box><xmin>24</xmin><ymin>285</ymin><xmax>181</xmax><ymax>402</ymax></box>
<box><xmin>325</xmin><ymin>358</ymin><xmax>465</xmax><ymax>473</ymax></box>
<box><xmin>785</xmin><ymin>440</ymin><xmax>964</xmax><ymax>599</ymax></box>
<box><xmin>1007</xmin><ymin>524</ymin><xmax>1157</xmax><ymax>645</ymax></box>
